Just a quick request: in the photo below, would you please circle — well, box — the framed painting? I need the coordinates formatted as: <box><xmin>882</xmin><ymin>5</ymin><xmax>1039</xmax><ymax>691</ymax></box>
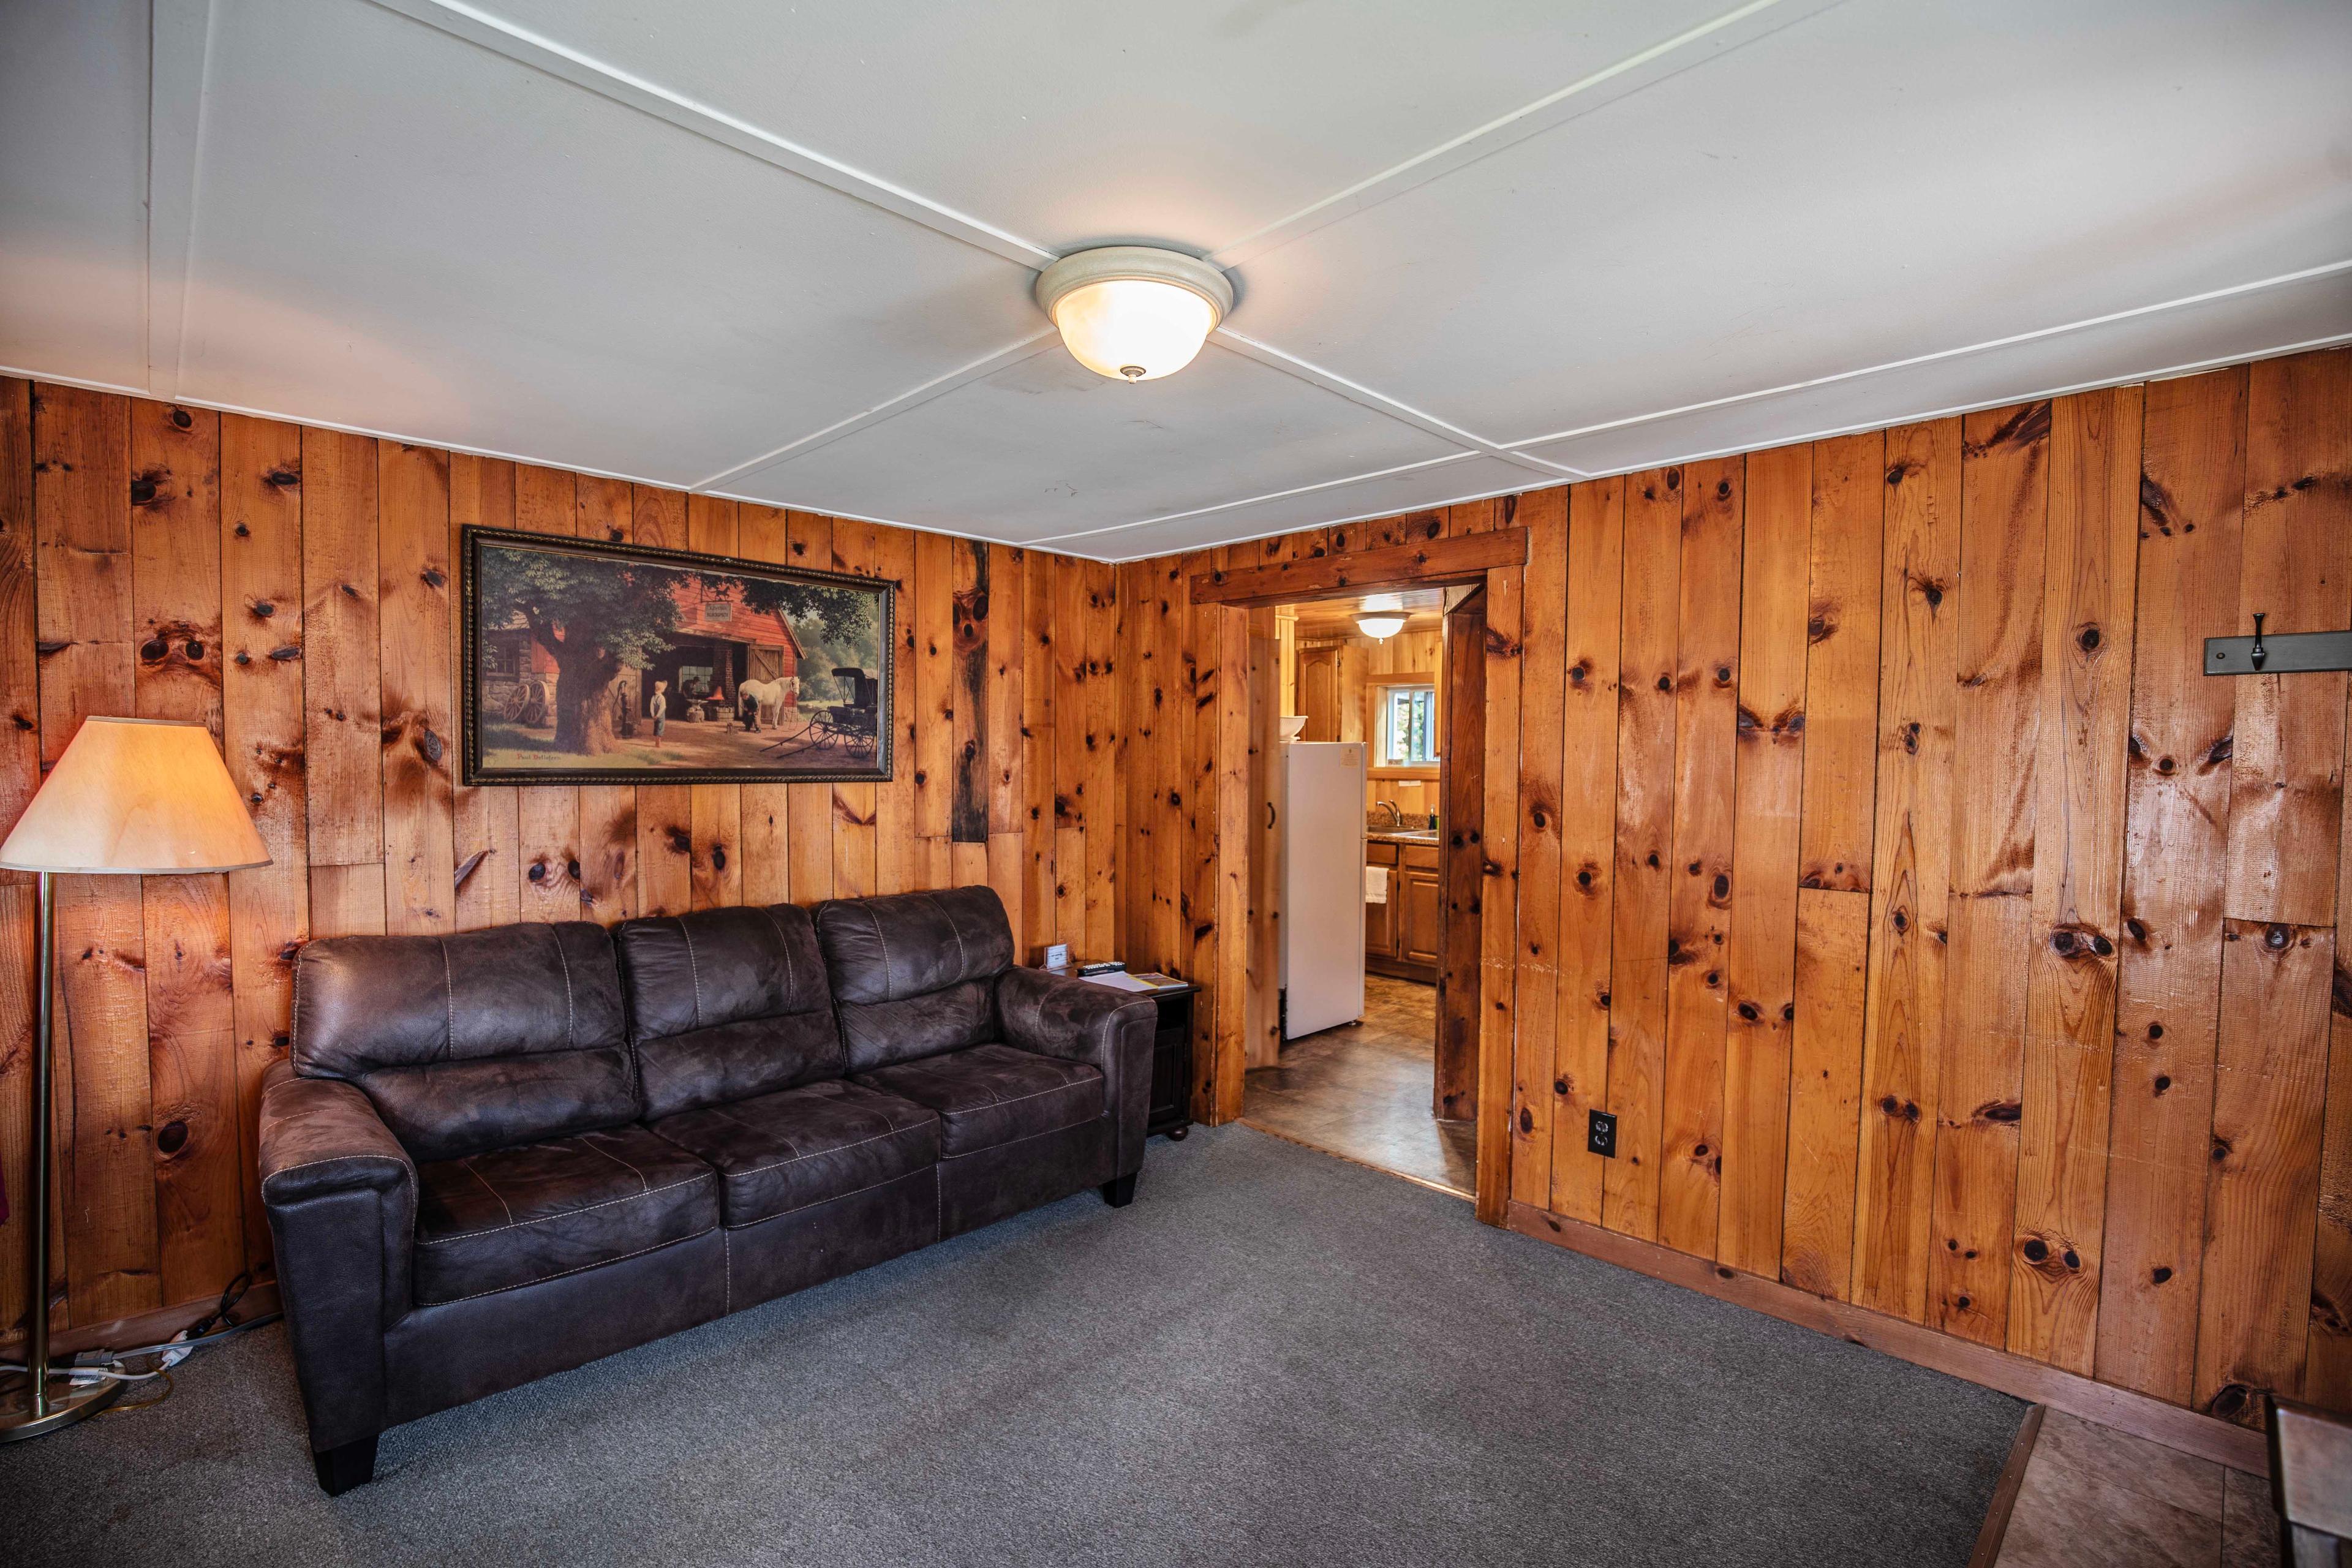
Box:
<box><xmin>460</xmin><ymin>526</ymin><xmax>895</xmax><ymax>785</ymax></box>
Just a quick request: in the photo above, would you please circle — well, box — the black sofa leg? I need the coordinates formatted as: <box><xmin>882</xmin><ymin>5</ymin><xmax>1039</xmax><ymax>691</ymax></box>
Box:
<box><xmin>312</xmin><ymin>1435</ymin><xmax>379</xmax><ymax>1495</ymax></box>
<box><xmin>1101</xmin><ymin>1173</ymin><xmax>1138</xmax><ymax>1208</ymax></box>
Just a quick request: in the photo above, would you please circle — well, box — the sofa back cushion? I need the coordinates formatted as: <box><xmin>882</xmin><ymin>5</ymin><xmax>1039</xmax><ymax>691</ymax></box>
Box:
<box><xmin>293</xmin><ymin>922</ymin><xmax>636</xmax><ymax>1163</ymax></box>
<box><xmin>613</xmin><ymin>905</ymin><xmax>842</xmax><ymax>1118</ymax></box>
<box><xmin>813</xmin><ymin>886</ymin><xmax>1014</xmax><ymax>1072</ymax></box>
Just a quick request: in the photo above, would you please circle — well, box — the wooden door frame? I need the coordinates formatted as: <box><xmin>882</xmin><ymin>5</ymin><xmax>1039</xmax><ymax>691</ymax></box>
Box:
<box><xmin>1196</xmin><ymin>529</ymin><xmax>1526</xmax><ymax>1224</ymax></box>
<box><xmin>1434</xmin><ymin>591</ymin><xmax>1485</xmax><ymax>1125</ymax></box>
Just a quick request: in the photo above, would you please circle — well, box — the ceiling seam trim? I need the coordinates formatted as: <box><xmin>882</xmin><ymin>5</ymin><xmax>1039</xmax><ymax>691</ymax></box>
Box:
<box><xmin>688</xmin><ymin>489</ymin><xmax>1105</xmax><ymax>559</ymax></box>
<box><xmin>693</xmin><ymin>331</ymin><xmax>1060</xmax><ymax>491</ymax></box>
<box><xmin>1089</xmin><ymin>473</ymin><xmax>1574</xmax><ymax>564</ymax></box>
<box><xmin>1213</xmin><ymin>328</ymin><xmax>1570</xmax><ymax>479</ymax></box>
<box><xmin>146</xmin><ymin>0</ymin><xmax>216</xmax><ymax>401</ymax></box>
<box><xmin>364</xmin><ymin>0</ymin><xmax>1056</xmax><ymax>270</ymax></box>
<box><xmin>1557</xmin><ymin>329</ymin><xmax>2352</xmax><ymax>483</ymax></box>
<box><xmin>1027</xmin><ymin>451</ymin><xmax>1487</xmax><ymax>545</ymax></box>
<box><xmin>1507</xmin><ymin>257</ymin><xmax>2352</xmax><ymax>451</ymax></box>
<box><xmin>1207</xmin><ymin>0</ymin><xmax>1849</xmax><ymax>270</ymax></box>
<box><xmin>704</xmin><ymin>319</ymin><xmax>1557</xmax><ymax>513</ymax></box>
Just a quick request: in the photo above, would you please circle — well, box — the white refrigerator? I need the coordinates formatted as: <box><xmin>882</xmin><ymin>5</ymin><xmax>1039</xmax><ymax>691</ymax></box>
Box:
<box><xmin>1279</xmin><ymin>740</ymin><xmax>1366</xmax><ymax>1039</ymax></box>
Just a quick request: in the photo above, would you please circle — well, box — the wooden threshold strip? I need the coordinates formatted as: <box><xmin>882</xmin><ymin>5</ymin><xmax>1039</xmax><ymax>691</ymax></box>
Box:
<box><xmin>1965</xmin><ymin>1404</ymin><xmax>2046</xmax><ymax>1568</ymax></box>
<box><xmin>1187</xmin><ymin>527</ymin><xmax>1528</xmax><ymax>608</ymax></box>
<box><xmin>1240</xmin><ymin>1117</ymin><xmax>1475</xmax><ymax>1204</ymax></box>
<box><xmin>1503</xmin><ymin>1202</ymin><xmax>2269</xmax><ymax>1476</ymax></box>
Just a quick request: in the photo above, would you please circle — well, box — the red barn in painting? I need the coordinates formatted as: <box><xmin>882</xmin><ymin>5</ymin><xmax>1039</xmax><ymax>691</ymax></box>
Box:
<box><xmin>482</xmin><ymin>579</ymin><xmax>805</xmax><ymax>729</ymax></box>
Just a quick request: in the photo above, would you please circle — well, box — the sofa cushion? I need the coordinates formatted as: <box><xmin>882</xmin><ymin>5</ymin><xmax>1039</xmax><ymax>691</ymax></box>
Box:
<box><xmin>411</xmin><ymin>1125</ymin><xmax>718</xmax><ymax>1305</ymax></box>
<box><xmin>854</xmin><ymin>1043</ymin><xmax>1103</xmax><ymax>1158</ymax></box>
<box><xmin>295</xmin><ymin>922</ymin><xmax>637</xmax><ymax>1163</ymax></box>
<box><xmin>649</xmin><ymin>1079</ymin><xmax>939</xmax><ymax>1227</ymax></box>
<box><xmin>614</xmin><ymin>905</ymin><xmax>841</xmax><ymax>1119</ymax></box>
<box><xmin>814</xmin><ymin>887</ymin><xmax>1015</xmax><ymax>1071</ymax></box>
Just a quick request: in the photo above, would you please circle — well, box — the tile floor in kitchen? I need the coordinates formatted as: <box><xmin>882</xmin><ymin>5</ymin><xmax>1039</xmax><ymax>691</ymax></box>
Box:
<box><xmin>1997</xmin><ymin>1408</ymin><xmax>2281</xmax><ymax>1568</ymax></box>
<box><xmin>1239</xmin><ymin>974</ymin><xmax>1473</xmax><ymax>1197</ymax></box>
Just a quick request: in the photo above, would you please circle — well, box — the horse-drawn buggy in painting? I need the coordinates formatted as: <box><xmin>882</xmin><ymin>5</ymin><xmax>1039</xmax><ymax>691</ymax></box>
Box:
<box><xmin>761</xmin><ymin>666</ymin><xmax>879</xmax><ymax>760</ymax></box>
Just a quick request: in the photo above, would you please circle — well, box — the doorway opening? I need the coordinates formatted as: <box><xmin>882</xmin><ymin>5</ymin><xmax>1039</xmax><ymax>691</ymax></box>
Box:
<box><xmin>1236</xmin><ymin>586</ymin><xmax>1483</xmax><ymax>1197</ymax></box>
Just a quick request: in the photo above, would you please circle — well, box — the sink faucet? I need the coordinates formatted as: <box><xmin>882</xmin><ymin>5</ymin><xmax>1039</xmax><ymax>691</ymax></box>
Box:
<box><xmin>1370</xmin><ymin>799</ymin><xmax>1401</xmax><ymax>829</ymax></box>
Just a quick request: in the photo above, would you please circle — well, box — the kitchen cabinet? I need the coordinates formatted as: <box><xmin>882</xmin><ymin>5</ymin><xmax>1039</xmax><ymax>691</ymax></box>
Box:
<box><xmin>1365</xmin><ymin>836</ymin><xmax>1441</xmax><ymax>983</ymax></box>
<box><xmin>1364</xmin><ymin>865</ymin><xmax>1396</xmax><ymax>957</ymax></box>
<box><xmin>1297</xmin><ymin>646</ymin><xmax>1341</xmax><ymax>741</ymax></box>
<box><xmin>1396</xmin><ymin>862</ymin><xmax>1442</xmax><ymax>968</ymax></box>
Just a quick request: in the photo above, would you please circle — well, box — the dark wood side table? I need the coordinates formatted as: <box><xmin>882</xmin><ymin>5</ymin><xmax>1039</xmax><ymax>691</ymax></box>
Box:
<box><xmin>1142</xmin><ymin>982</ymin><xmax>1196</xmax><ymax>1140</ymax></box>
<box><xmin>1063</xmin><ymin>970</ymin><xmax>1194</xmax><ymax>1140</ymax></box>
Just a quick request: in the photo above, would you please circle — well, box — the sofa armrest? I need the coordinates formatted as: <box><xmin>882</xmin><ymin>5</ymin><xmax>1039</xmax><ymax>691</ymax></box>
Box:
<box><xmin>996</xmin><ymin>967</ymin><xmax>1159</xmax><ymax>1177</ymax></box>
<box><xmin>258</xmin><ymin>1060</ymin><xmax>416</xmax><ymax>1453</ymax></box>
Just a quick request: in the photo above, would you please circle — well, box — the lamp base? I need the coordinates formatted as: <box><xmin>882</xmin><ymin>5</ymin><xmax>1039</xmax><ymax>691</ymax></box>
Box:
<box><xmin>0</xmin><ymin>1368</ymin><xmax>126</xmax><ymax>1441</ymax></box>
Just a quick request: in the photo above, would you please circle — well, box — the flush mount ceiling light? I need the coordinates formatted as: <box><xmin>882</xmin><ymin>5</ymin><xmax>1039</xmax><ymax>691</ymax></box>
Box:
<box><xmin>1035</xmin><ymin>246</ymin><xmax>1234</xmax><ymax>383</ymax></box>
<box><xmin>1356</xmin><ymin>592</ymin><xmax>1407</xmax><ymax>641</ymax></box>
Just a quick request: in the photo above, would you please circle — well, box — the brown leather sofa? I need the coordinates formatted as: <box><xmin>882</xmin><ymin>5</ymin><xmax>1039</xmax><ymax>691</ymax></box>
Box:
<box><xmin>258</xmin><ymin>886</ymin><xmax>1156</xmax><ymax>1493</ymax></box>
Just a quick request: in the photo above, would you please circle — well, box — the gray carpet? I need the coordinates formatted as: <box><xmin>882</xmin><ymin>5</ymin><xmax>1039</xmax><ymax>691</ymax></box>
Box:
<box><xmin>3</xmin><ymin>1126</ymin><xmax>2022</xmax><ymax>1567</ymax></box>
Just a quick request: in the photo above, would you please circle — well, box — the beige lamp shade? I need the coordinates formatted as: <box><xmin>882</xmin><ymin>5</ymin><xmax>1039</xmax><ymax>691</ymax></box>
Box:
<box><xmin>0</xmin><ymin>717</ymin><xmax>270</xmax><ymax>875</ymax></box>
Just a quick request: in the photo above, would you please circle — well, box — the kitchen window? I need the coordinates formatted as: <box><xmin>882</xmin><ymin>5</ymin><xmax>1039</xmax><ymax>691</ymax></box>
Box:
<box><xmin>1376</xmin><ymin>684</ymin><xmax>1439</xmax><ymax>769</ymax></box>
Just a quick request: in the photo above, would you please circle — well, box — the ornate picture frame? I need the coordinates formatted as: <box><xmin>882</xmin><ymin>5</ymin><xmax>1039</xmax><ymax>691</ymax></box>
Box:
<box><xmin>460</xmin><ymin>525</ymin><xmax>895</xmax><ymax>786</ymax></box>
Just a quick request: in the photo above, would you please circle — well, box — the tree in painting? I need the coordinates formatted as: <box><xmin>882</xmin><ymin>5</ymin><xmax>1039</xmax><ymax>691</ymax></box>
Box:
<box><xmin>477</xmin><ymin>548</ymin><xmax>873</xmax><ymax>758</ymax></box>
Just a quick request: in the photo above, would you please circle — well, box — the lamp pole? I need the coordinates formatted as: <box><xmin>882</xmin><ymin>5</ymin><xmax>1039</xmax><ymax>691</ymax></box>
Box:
<box><xmin>1</xmin><ymin>872</ymin><xmax>127</xmax><ymax>1438</ymax></box>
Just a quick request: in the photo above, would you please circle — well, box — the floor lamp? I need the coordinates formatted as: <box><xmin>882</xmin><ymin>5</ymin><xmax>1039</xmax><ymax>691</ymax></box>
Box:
<box><xmin>0</xmin><ymin>717</ymin><xmax>270</xmax><ymax>1441</ymax></box>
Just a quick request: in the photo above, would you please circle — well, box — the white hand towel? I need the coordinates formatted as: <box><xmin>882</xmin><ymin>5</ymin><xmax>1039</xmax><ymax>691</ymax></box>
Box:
<box><xmin>1364</xmin><ymin>864</ymin><xmax>1389</xmax><ymax>905</ymax></box>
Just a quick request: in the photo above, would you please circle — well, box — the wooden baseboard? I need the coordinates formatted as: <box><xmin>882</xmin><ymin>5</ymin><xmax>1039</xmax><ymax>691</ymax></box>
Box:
<box><xmin>1504</xmin><ymin>1202</ymin><xmax>2269</xmax><ymax>1476</ymax></box>
<box><xmin>1967</xmin><ymin>1403</ymin><xmax>2046</xmax><ymax>1568</ymax></box>
<box><xmin>2</xmin><ymin>1279</ymin><xmax>281</xmax><ymax>1360</ymax></box>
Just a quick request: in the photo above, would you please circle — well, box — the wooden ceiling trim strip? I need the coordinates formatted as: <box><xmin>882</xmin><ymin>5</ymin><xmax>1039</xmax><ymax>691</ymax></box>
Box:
<box><xmin>1188</xmin><ymin>527</ymin><xmax>1528</xmax><ymax>608</ymax></box>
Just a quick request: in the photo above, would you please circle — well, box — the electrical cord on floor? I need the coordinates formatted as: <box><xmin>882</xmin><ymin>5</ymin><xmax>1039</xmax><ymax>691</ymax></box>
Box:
<box><xmin>96</xmin><ymin>1370</ymin><xmax>175</xmax><ymax>1419</ymax></box>
<box><xmin>1</xmin><ymin>1271</ymin><xmax>282</xmax><ymax>1420</ymax></box>
<box><xmin>0</xmin><ymin>1360</ymin><xmax>168</xmax><ymax>1381</ymax></box>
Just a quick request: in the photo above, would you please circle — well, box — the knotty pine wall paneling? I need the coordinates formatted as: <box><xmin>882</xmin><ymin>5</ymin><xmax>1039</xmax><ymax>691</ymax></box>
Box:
<box><xmin>1718</xmin><ymin>442</ymin><xmax>1808</xmax><ymax>1281</ymax></box>
<box><xmin>2100</xmin><ymin>368</ymin><xmax>2248</xmax><ymax>1402</ymax></box>
<box><xmin>1657</xmin><ymin>458</ymin><xmax>1741</xmax><ymax>1259</ymax></box>
<box><xmin>132</xmin><ymin>401</ymin><xmax>243</xmax><ymax>1307</ymax></box>
<box><xmin>2007</xmin><ymin>385</ymin><xmax>2138</xmax><ymax>1374</ymax></box>
<box><xmin>0</xmin><ymin>380</ymin><xmax>1125</xmax><ymax>1343</ymax></box>
<box><xmin>1509</xmin><ymin>486</ymin><xmax>1568</xmax><ymax>1215</ymax></box>
<box><xmin>1929</xmin><ymin>400</ymin><xmax>2050</xmax><ymax>1351</ymax></box>
<box><xmin>1853</xmin><ymin>417</ymin><xmax>1962</xmax><ymax>1324</ymax></box>
<box><xmin>11</xmin><ymin>350</ymin><xmax>2349</xmax><ymax>1435</ymax></box>
<box><xmin>1548</xmin><ymin>476</ymin><xmax>1624</xmax><ymax>1225</ymax></box>
<box><xmin>1119</xmin><ymin>347</ymin><xmax>2350</xmax><ymax>1431</ymax></box>
<box><xmin>1603</xmin><ymin>465</ymin><xmax>1684</xmax><ymax>1242</ymax></box>
<box><xmin>1776</xmin><ymin>432</ymin><xmax>1883</xmax><ymax>1302</ymax></box>
<box><xmin>225</xmin><ymin>414</ymin><xmax>311</xmax><ymax>1273</ymax></box>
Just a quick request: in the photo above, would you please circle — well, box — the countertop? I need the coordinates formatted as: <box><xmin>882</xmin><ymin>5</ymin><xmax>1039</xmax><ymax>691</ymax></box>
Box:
<box><xmin>1365</xmin><ymin>828</ymin><xmax>1442</xmax><ymax>846</ymax></box>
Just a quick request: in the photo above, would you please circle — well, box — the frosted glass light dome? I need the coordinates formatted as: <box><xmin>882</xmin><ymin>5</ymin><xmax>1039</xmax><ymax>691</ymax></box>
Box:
<box><xmin>1035</xmin><ymin>247</ymin><xmax>1234</xmax><ymax>383</ymax></box>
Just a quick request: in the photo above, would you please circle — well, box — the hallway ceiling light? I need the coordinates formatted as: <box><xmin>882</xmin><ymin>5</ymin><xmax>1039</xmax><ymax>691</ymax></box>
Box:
<box><xmin>1034</xmin><ymin>246</ymin><xmax>1234</xmax><ymax>382</ymax></box>
<box><xmin>1355</xmin><ymin>614</ymin><xmax>1406</xmax><ymax>640</ymax></box>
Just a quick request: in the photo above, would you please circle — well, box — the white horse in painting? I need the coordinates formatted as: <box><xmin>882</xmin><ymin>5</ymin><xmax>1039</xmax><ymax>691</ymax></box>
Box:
<box><xmin>737</xmin><ymin>676</ymin><xmax>796</xmax><ymax>727</ymax></box>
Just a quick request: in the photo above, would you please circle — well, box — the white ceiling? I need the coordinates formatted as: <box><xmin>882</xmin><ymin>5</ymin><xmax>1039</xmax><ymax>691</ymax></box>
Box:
<box><xmin>4</xmin><ymin>0</ymin><xmax>2348</xmax><ymax>560</ymax></box>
